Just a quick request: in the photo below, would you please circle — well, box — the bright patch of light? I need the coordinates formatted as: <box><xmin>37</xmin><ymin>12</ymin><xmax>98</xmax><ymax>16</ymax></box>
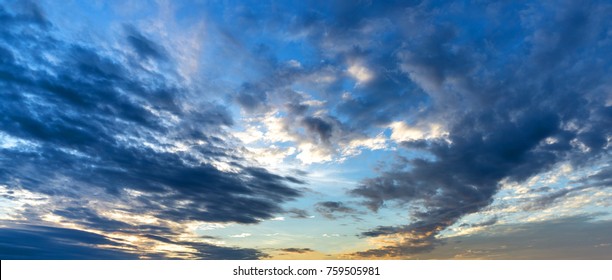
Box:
<box><xmin>348</xmin><ymin>64</ymin><xmax>374</xmax><ymax>84</ymax></box>
<box><xmin>389</xmin><ymin>121</ymin><xmax>449</xmax><ymax>142</ymax></box>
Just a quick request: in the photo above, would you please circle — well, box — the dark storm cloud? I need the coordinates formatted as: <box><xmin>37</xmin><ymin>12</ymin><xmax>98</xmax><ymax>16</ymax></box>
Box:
<box><xmin>0</xmin><ymin>1</ymin><xmax>302</xmax><ymax>259</ymax></box>
<box><xmin>345</xmin><ymin>0</ymin><xmax>612</xmax><ymax>257</ymax></box>
<box><xmin>0</xmin><ymin>224</ymin><xmax>138</xmax><ymax>260</ymax></box>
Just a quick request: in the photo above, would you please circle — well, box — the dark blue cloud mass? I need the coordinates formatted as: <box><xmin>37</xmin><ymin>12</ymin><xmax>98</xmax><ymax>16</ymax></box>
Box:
<box><xmin>343</xmin><ymin>0</ymin><xmax>612</xmax><ymax>256</ymax></box>
<box><xmin>0</xmin><ymin>224</ymin><xmax>138</xmax><ymax>260</ymax></box>
<box><xmin>0</xmin><ymin>223</ymin><xmax>265</xmax><ymax>259</ymax></box>
<box><xmin>0</xmin><ymin>1</ymin><xmax>302</xmax><ymax>223</ymax></box>
<box><xmin>0</xmin><ymin>1</ymin><xmax>302</xmax><ymax>259</ymax></box>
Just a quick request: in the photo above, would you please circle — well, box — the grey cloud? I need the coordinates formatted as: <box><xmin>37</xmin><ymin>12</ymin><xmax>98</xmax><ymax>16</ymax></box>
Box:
<box><xmin>279</xmin><ymin>248</ymin><xmax>313</xmax><ymax>254</ymax></box>
<box><xmin>460</xmin><ymin>217</ymin><xmax>499</xmax><ymax>229</ymax></box>
<box><xmin>315</xmin><ymin>201</ymin><xmax>359</xmax><ymax>220</ymax></box>
<box><xmin>286</xmin><ymin>208</ymin><xmax>311</xmax><ymax>219</ymax></box>
<box><xmin>301</xmin><ymin>116</ymin><xmax>335</xmax><ymax>145</ymax></box>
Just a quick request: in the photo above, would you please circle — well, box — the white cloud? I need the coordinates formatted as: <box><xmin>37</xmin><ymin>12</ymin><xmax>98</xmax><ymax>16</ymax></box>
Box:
<box><xmin>340</xmin><ymin>133</ymin><xmax>388</xmax><ymax>158</ymax></box>
<box><xmin>244</xmin><ymin>146</ymin><xmax>296</xmax><ymax>167</ymax></box>
<box><xmin>296</xmin><ymin>143</ymin><xmax>333</xmax><ymax>164</ymax></box>
<box><xmin>389</xmin><ymin>121</ymin><xmax>449</xmax><ymax>142</ymax></box>
<box><xmin>262</xmin><ymin>113</ymin><xmax>296</xmax><ymax>143</ymax></box>
<box><xmin>348</xmin><ymin>63</ymin><xmax>374</xmax><ymax>84</ymax></box>
<box><xmin>287</xmin><ymin>59</ymin><xmax>302</xmax><ymax>68</ymax></box>
<box><xmin>196</xmin><ymin>222</ymin><xmax>228</xmax><ymax>231</ymax></box>
<box><xmin>0</xmin><ymin>185</ymin><xmax>49</xmax><ymax>220</ymax></box>
<box><xmin>0</xmin><ymin>132</ymin><xmax>39</xmax><ymax>150</ymax></box>
<box><xmin>234</xmin><ymin>125</ymin><xmax>265</xmax><ymax>144</ymax></box>
<box><xmin>229</xmin><ymin>233</ymin><xmax>252</xmax><ymax>238</ymax></box>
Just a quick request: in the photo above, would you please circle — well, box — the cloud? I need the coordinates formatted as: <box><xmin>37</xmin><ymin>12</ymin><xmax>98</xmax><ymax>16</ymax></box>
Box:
<box><xmin>315</xmin><ymin>201</ymin><xmax>359</xmax><ymax>220</ymax></box>
<box><xmin>286</xmin><ymin>208</ymin><xmax>312</xmax><ymax>219</ymax></box>
<box><xmin>389</xmin><ymin>121</ymin><xmax>448</xmax><ymax>143</ymax></box>
<box><xmin>0</xmin><ymin>221</ymin><xmax>268</xmax><ymax>260</ymax></box>
<box><xmin>229</xmin><ymin>233</ymin><xmax>251</xmax><ymax>238</ymax></box>
<box><xmin>348</xmin><ymin>0</ymin><xmax>611</xmax><ymax>257</ymax></box>
<box><xmin>432</xmin><ymin>214</ymin><xmax>612</xmax><ymax>259</ymax></box>
<box><xmin>0</xmin><ymin>1</ymin><xmax>303</xmax><ymax>259</ymax></box>
<box><xmin>351</xmin><ymin>214</ymin><xmax>612</xmax><ymax>259</ymax></box>
<box><xmin>278</xmin><ymin>248</ymin><xmax>313</xmax><ymax>254</ymax></box>
<box><xmin>522</xmin><ymin>166</ymin><xmax>612</xmax><ymax>211</ymax></box>
<box><xmin>1</xmin><ymin>0</ymin><xmax>610</xmax><ymax>260</ymax></box>
<box><xmin>124</xmin><ymin>24</ymin><xmax>169</xmax><ymax>61</ymax></box>
<box><xmin>347</xmin><ymin>63</ymin><xmax>374</xmax><ymax>84</ymax></box>
<box><xmin>0</xmin><ymin>0</ymin><xmax>303</xmax><ymax>223</ymax></box>
<box><xmin>0</xmin><ymin>223</ymin><xmax>139</xmax><ymax>260</ymax></box>
<box><xmin>0</xmin><ymin>0</ymin><xmax>49</xmax><ymax>29</ymax></box>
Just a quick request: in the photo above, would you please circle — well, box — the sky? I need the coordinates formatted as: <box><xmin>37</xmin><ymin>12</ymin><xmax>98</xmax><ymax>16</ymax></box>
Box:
<box><xmin>0</xmin><ymin>0</ymin><xmax>610</xmax><ymax>260</ymax></box>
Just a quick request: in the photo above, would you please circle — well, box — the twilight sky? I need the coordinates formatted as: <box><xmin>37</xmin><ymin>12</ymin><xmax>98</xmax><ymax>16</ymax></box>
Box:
<box><xmin>0</xmin><ymin>0</ymin><xmax>611</xmax><ymax>259</ymax></box>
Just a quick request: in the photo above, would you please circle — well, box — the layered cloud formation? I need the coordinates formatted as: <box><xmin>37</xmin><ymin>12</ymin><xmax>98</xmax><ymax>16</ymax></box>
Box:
<box><xmin>0</xmin><ymin>0</ymin><xmax>610</xmax><ymax>259</ymax></box>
